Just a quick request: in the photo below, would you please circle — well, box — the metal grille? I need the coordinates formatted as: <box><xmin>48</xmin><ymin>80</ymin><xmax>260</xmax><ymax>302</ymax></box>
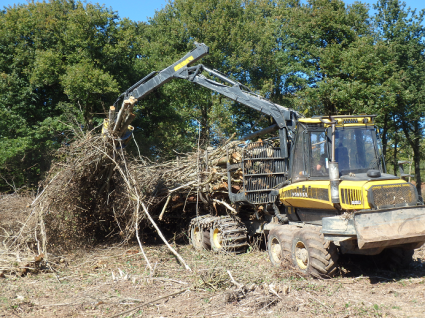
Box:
<box><xmin>340</xmin><ymin>188</ymin><xmax>363</xmax><ymax>206</ymax></box>
<box><xmin>244</xmin><ymin>142</ymin><xmax>282</xmax><ymax>159</ymax></box>
<box><xmin>281</xmin><ymin>190</ymin><xmax>290</xmax><ymax>198</ymax></box>
<box><xmin>312</xmin><ymin>188</ymin><xmax>329</xmax><ymax>201</ymax></box>
<box><xmin>281</xmin><ymin>187</ymin><xmax>329</xmax><ymax>201</ymax></box>
<box><xmin>368</xmin><ymin>183</ymin><xmax>417</xmax><ymax>209</ymax></box>
<box><xmin>246</xmin><ymin>193</ymin><xmax>278</xmax><ymax>204</ymax></box>
<box><xmin>244</xmin><ymin>175</ymin><xmax>286</xmax><ymax>190</ymax></box>
<box><xmin>243</xmin><ymin>141</ymin><xmax>286</xmax><ymax>204</ymax></box>
<box><xmin>244</xmin><ymin>159</ymin><xmax>286</xmax><ymax>174</ymax></box>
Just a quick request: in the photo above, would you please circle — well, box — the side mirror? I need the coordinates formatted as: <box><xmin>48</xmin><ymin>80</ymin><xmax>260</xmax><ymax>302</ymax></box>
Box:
<box><xmin>398</xmin><ymin>160</ymin><xmax>413</xmax><ymax>181</ymax></box>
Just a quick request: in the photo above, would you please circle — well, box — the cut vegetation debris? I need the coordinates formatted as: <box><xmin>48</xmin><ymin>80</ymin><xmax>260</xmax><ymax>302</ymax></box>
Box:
<box><xmin>0</xmin><ymin>99</ymin><xmax>250</xmax><ymax>275</ymax></box>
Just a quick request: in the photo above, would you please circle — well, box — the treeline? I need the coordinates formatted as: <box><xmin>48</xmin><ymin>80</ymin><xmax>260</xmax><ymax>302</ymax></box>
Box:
<box><xmin>0</xmin><ymin>0</ymin><xmax>424</xmax><ymax>193</ymax></box>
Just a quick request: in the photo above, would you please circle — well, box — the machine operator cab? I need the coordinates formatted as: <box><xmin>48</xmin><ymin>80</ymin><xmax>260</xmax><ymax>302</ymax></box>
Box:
<box><xmin>281</xmin><ymin>114</ymin><xmax>417</xmax><ymax>216</ymax></box>
<box><xmin>290</xmin><ymin>115</ymin><xmax>386</xmax><ymax>182</ymax></box>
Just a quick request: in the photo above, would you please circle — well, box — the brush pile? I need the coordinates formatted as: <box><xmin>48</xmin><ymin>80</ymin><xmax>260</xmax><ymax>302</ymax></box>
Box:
<box><xmin>0</xmin><ymin>100</ymin><xmax>248</xmax><ymax>274</ymax></box>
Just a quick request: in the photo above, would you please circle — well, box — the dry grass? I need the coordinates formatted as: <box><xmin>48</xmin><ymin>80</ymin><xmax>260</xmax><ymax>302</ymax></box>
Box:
<box><xmin>1</xmin><ymin>243</ymin><xmax>425</xmax><ymax>317</ymax></box>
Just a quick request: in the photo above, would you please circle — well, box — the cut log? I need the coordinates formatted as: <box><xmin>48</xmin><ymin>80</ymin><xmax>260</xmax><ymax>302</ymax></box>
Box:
<box><xmin>113</xmin><ymin>103</ymin><xmax>128</xmax><ymax>133</ymax></box>
<box><xmin>108</xmin><ymin>106</ymin><xmax>116</xmax><ymax>126</ymax></box>
<box><xmin>216</xmin><ymin>156</ymin><xmax>228</xmax><ymax>166</ymax></box>
<box><xmin>119</xmin><ymin>113</ymin><xmax>136</xmax><ymax>137</ymax></box>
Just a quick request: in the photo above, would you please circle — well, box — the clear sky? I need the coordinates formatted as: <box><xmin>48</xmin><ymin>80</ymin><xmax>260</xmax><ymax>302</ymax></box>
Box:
<box><xmin>1</xmin><ymin>0</ymin><xmax>169</xmax><ymax>22</ymax></box>
<box><xmin>94</xmin><ymin>0</ymin><xmax>169</xmax><ymax>22</ymax></box>
<box><xmin>2</xmin><ymin>0</ymin><xmax>424</xmax><ymax>23</ymax></box>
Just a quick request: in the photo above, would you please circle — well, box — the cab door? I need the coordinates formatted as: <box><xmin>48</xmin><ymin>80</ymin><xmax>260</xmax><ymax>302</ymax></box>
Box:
<box><xmin>290</xmin><ymin>124</ymin><xmax>309</xmax><ymax>183</ymax></box>
<box><xmin>290</xmin><ymin>124</ymin><xmax>329</xmax><ymax>182</ymax></box>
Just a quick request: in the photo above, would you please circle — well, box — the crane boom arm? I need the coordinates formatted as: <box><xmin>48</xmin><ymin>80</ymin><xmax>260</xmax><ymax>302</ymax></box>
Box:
<box><xmin>124</xmin><ymin>42</ymin><xmax>209</xmax><ymax>100</ymax></box>
<box><xmin>172</xmin><ymin>64</ymin><xmax>298</xmax><ymax>130</ymax></box>
<box><xmin>118</xmin><ymin>42</ymin><xmax>300</xmax><ymax>203</ymax></box>
<box><xmin>123</xmin><ymin>43</ymin><xmax>299</xmax><ymax>132</ymax></box>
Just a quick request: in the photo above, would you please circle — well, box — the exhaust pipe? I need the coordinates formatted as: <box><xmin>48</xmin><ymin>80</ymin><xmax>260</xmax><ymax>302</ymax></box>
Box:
<box><xmin>329</xmin><ymin>161</ymin><xmax>340</xmax><ymax>203</ymax></box>
<box><xmin>329</xmin><ymin>118</ymin><xmax>340</xmax><ymax>204</ymax></box>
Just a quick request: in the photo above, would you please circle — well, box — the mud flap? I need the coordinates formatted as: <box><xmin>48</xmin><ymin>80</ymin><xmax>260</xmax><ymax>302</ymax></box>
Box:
<box><xmin>354</xmin><ymin>207</ymin><xmax>425</xmax><ymax>249</ymax></box>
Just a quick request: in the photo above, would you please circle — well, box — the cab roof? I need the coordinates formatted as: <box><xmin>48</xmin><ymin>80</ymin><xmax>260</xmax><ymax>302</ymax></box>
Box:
<box><xmin>298</xmin><ymin>115</ymin><xmax>376</xmax><ymax>127</ymax></box>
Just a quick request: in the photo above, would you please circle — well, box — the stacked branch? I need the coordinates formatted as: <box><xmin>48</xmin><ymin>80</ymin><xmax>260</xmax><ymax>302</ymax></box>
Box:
<box><xmin>0</xmin><ymin>101</ymin><xmax>248</xmax><ymax>274</ymax></box>
<box><xmin>130</xmin><ymin>138</ymin><xmax>245</xmax><ymax>218</ymax></box>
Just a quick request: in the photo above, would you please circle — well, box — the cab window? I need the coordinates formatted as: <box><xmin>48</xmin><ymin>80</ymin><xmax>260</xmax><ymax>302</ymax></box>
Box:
<box><xmin>310</xmin><ymin>131</ymin><xmax>329</xmax><ymax>177</ymax></box>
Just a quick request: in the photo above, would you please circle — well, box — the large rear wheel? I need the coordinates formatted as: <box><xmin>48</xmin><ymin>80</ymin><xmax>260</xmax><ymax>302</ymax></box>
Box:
<box><xmin>189</xmin><ymin>216</ymin><xmax>215</xmax><ymax>250</ymax></box>
<box><xmin>291</xmin><ymin>227</ymin><xmax>339</xmax><ymax>278</ymax></box>
<box><xmin>268</xmin><ymin>230</ymin><xmax>284</xmax><ymax>266</ymax></box>
<box><xmin>267</xmin><ymin>226</ymin><xmax>299</xmax><ymax>267</ymax></box>
<box><xmin>190</xmin><ymin>224</ymin><xmax>207</xmax><ymax>250</ymax></box>
<box><xmin>202</xmin><ymin>229</ymin><xmax>211</xmax><ymax>250</ymax></box>
<box><xmin>209</xmin><ymin>216</ymin><xmax>248</xmax><ymax>253</ymax></box>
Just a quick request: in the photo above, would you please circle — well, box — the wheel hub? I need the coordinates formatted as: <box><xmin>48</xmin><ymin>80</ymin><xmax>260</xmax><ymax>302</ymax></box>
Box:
<box><xmin>212</xmin><ymin>228</ymin><xmax>222</xmax><ymax>249</ymax></box>
<box><xmin>295</xmin><ymin>241</ymin><xmax>309</xmax><ymax>269</ymax></box>
<box><xmin>270</xmin><ymin>237</ymin><xmax>282</xmax><ymax>263</ymax></box>
<box><xmin>192</xmin><ymin>226</ymin><xmax>202</xmax><ymax>248</ymax></box>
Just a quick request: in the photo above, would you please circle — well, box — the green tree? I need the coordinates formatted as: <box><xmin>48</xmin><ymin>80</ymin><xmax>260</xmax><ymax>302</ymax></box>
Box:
<box><xmin>271</xmin><ymin>0</ymin><xmax>425</xmax><ymax>193</ymax></box>
<box><xmin>272</xmin><ymin>0</ymin><xmax>385</xmax><ymax>115</ymax></box>
<box><xmin>373</xmin><ymin>0</ymin><xmax>425</xmax><ymax>195</ymax></box>
<box><xmin>130</xmin><ymin>0</ymin><xmax>298</xmax><ymax>155</ymax></box>
<box><xmin>0</xmin><ymin>0</ymin><xmax>144</xmax><ymax>190</ymax></box>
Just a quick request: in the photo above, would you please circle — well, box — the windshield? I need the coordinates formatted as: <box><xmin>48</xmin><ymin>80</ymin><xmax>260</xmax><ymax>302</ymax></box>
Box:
<box><xmin>334</xmin><ymin>128</ymin><xmax>381</xmax><ymax>175</ymax></box>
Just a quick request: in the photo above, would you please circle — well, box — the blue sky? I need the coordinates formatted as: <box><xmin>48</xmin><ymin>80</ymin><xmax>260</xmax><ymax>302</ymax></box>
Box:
<box><xmin>2</xmin><ymin>0</ymin><xmax>424</xmax><ymax>22</ymax></box>
<box><xmin>93</xmin><ymin>0</ymin><xmax>169</xmax><ymax>22</ymax></box>
<box><xmin>1</xmin><ymin>0</ymin><xmax>168</xmax><ymax>22</ymax></box>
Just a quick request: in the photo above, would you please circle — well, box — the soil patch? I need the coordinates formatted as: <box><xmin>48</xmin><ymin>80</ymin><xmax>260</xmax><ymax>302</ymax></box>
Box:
<box><xmin>1</xmin><ymin>243</ymin><xmax>425</xmax><ymax>317</ymax></box>
<box><xmin>2</xmin><ymin>194</ymin><xmax>425</xmax><ymax>317</ymax></box>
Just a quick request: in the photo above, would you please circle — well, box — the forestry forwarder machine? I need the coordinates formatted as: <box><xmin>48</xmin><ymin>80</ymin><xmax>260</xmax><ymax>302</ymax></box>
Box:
<box><xmin>113</xmin><ymin>42</ymin><xmax>425</xmax><ymax>277</ymax></box>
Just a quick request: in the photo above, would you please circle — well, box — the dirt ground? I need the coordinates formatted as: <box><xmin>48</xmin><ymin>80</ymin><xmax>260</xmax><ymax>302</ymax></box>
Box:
<box><xmin>1</xmin><ymin>194</ymin><xmax>425</xmax><ymax>318</ymax></box>
<box><xmin>0</xmin><ymin>243</ymin><xmax>424</xmax><ymax>317</ymax></box>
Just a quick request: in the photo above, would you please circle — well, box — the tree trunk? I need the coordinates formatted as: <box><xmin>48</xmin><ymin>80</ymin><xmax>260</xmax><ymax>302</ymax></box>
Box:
<box><xmin>401</xmin><ymin>119</ymin><xmax>422</xmax><ymax>198</ymax></box>
<box><xmin>200</xmin><ymin>100</ymin><xmax>211</xmax><ymax>146</ymax></box>
<box><xmin>413</xmin><ymin>121</ymin><xmax>422</xmax><ymax>198</ymax></box>
<box><xmin>393</xmin><ymin>130</ymin><xmax>398</xmax><ymax>176</ymax></box>
<box><xmin>381</xmin><ymin>114</ymin><xmax>388</xmax><ymax>159</ymax></box>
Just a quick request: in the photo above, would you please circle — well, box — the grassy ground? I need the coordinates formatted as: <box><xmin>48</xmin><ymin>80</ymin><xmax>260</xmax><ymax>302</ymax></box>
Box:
<box><xmin>1</xmin><ymin>243</ymin><xmax>425</xmax><ymax>317</ymax></box>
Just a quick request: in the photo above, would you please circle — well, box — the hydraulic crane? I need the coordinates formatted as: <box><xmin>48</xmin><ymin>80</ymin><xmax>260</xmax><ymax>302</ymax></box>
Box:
<box><xmin>113</xmin><ymin>42</ymin><xmax>425</xmax><ymax>277</ymax></box>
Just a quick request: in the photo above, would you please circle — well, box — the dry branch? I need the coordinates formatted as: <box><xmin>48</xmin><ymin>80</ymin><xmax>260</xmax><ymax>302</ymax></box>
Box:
<box><xmin>0</xmin><ymin>106</ymin><xmax>248</xmax><ymax>274</ymax></box>
<box><xmin>110</xmin><ymin>286</ymin><xmax>192</xmax><ymax>318</ymax></box>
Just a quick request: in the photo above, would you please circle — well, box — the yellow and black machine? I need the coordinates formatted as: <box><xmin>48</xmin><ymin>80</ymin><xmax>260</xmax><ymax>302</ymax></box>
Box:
<box><xmin>117</xmin><ymin>43</ymin><xmax>425</xmax><ymax>277</ymax></box>
<box><xmin>266</xmin><ymin>115</ymin><xmax>425</xmax><ymax>276</ymax></box>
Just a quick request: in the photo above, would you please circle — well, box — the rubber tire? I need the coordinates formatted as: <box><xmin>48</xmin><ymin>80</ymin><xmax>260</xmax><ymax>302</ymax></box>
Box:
<box><xmin>268</xmin><ymin>230</ymin><xmax>285</xmax><ymax>266</ymax></box>
<box><xmin>210</xmin><ymin>226</ymin><xmax>223</xmax><ymax>252</ymax></box>
<box><xmin>190</xmin><ymin>225</ymin><xmax>204</xmax><ymax>250</ymax></box>
<box><xmin>202</xmin><ymin>229</ymin><xmax>211</xmax><ymax>250</ymax></box>
<box><xmin>291</xmin><ymin>227</ymin><xmax>339</xmax><ymax>278</ymax></box>
<box><xmin>267</xmin><ymin>226</ymin><xmax>298</xmax><ymax>267</ymax></box>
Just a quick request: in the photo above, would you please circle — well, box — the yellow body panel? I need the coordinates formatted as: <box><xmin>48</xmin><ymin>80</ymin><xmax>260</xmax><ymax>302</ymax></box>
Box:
<box><xmin>298</xmin><ymin>118</ymin><xmax>323</xmax><ymax>124</ymax></box>
<box><xmin>279</xmin><ymin>181</ymin><xmax>335</xmax><ymax>210</ymax></box>
<box><xmin>340</xmin><ymin>179</ymin><xmax>409</xmax><ymax>210</ymax></box>
<box><xmin>280</xmin><ymin>178</ymin><xmax>410</xmax><ymax>211</ymax></box>
<box><xmin>362</xmin><ymin>178</ymin><xmax>408</xmax><ymax>189</ymax></box>
<box><xmin>338</xmin><ymin>180</ymin><xmax>368</xmax><ymax>210</ymax></box>
<box><xmin>298</xmin><ymin>116</ymin><xmax>374</xmax><ymax>128</ymax></box>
